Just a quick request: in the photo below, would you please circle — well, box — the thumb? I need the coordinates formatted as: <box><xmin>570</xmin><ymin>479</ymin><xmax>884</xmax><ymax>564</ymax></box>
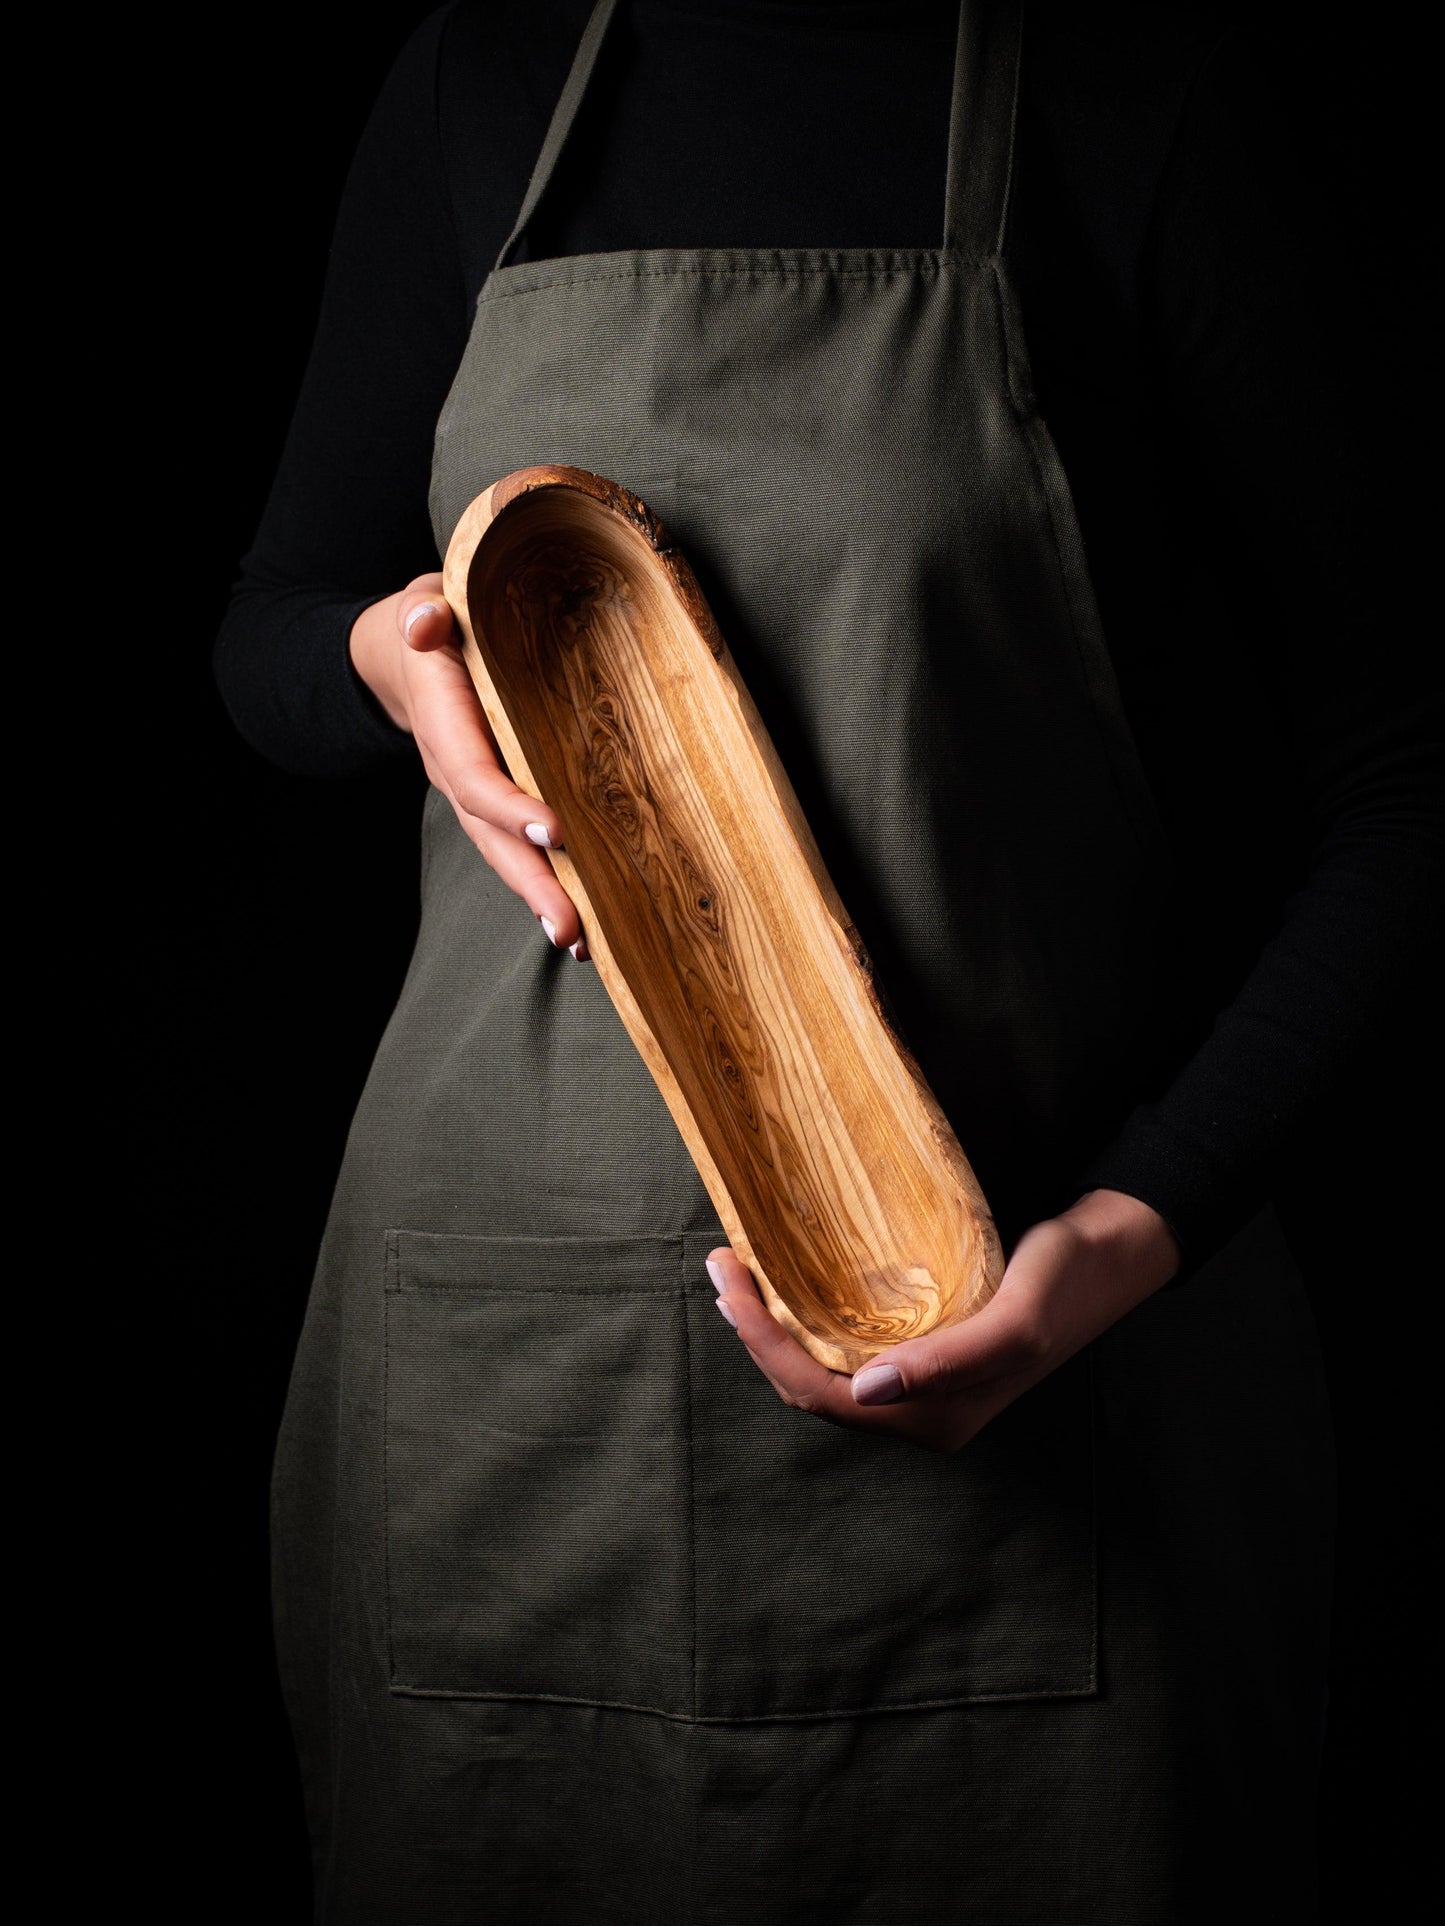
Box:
<box><xmin>850</xmin><ymin>1285</ymin><xmax>1046</xmax><ymax>1406</ymax></box>
<box><xmin>398</xmin><ymin>574</ymin><xmax>453</xmax><ymax>652</ymax></box>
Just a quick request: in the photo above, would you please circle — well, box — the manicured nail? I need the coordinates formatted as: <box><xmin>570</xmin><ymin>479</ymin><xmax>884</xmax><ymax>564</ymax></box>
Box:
<box><xmin>524</xmin><ymin>823</ymin><xmax>554</xmax><ymax>847</ymax></box>
<box><xmin>716</xmin><ymin>1298</ymin><xmax>738</xmax><ymax>1328</ymax></box>
<box><xmin>568</xmin><ymin>939</ymin><xmax>588</xmax><ymax>962</ymax></box>
<box><xmin>705</xmin><ymin>1259</ymin><xmax>725</xmax><ymax>1292</ymax></box>
<box><xmin>403</xmin><ymin>603</ymin><xmax>437</xmax><ymax>640</ymax></box>
<box><xmin>540</xmin><ymin>917</ymin><xmax>559</xmax><ymax>946</ymax></box>
<box><xmin>852</xmin><ymin>1363</ymin><xmax>904</xmax><ymax>1405</ymax></box>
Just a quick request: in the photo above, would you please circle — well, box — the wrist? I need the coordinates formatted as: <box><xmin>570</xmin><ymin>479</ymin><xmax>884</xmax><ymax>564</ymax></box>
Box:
<box><xmin>1060</xmin><ymin>1188</ymin><xmax>1182</xmax><ymax>1296</ymax></box>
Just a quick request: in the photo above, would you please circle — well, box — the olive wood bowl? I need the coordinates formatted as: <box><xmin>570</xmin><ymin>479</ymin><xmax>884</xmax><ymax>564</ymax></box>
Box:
<box><xmin>443</xmin><ymin>465</ymin><xmax>1003</xmax><ymax>1374</ymax></box>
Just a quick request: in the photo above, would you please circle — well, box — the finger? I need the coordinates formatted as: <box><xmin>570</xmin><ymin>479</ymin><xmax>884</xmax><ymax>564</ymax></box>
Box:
<box><xmin>704</xmin><ymin>1247</ymin><xmax>880</xmax><ymax>1425</ymax></box>
<box><xmin>410</xmin><ymin>645</ymin><xmax>566</xmax><ymax>850</ymax></box>
<box><xmin>705</xmin><ymin>1250</ymin><xmax>1018</xmax><ymax>1450</ymax></box>
<box><xmin>397</xmin><ymin>576</ymin><xmax>452</xmax><ymax>653</ymax></box>
<box><xmin>703</xmin><ymin>1245</ymin><xmax>758</xmax><ymax>1323</ymax></box>
<box><xmin>424</xmin><ymin>776</ymin><xmax>585</xmax><ymax>951</ymax></box>
<box><xmin>705</xmin><ymin>1246</ymin><xmax>1044</xmax><ymax>1413</ymax></box>
<box><xmin>850</xmin><ymin>1271</ymin><xmax>1052</xmax><ymax>1407</ymax></box>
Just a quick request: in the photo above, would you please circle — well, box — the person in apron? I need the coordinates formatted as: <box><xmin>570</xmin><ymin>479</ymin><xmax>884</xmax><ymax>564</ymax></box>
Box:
<box><xmin>263</xmin><ymin>2</ymin><xmax>1338</xmax><ymax>1917</ymax></box>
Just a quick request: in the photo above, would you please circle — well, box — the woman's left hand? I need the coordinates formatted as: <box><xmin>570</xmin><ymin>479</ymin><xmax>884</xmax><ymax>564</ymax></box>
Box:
<box><xmin>706</xmin><ymin>1188</ymin><xmax>1181</xmax><ymax>1452</ymax></box>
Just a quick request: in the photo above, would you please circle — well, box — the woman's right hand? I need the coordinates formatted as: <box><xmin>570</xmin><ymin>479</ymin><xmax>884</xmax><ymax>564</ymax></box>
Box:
<box><xmin>349</xmin><ymin>573</ymin><xmax>589</xmax><ymax>959</ymax></box>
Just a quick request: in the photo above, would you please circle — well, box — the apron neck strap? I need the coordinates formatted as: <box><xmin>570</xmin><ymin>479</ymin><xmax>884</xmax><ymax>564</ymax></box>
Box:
<box><xmin>497</xmin><ymin>0</ymin><xmax>1021</xmax><ymax>270</ymax></box>
<box><xmin>942</xmin><ymin>0</ymin><xmax>1023</xmax><ymax>257</ymax></box>
<box><xmin>495</xmin><ymin>0</ymin><xmax>620</xmax><ymax>273</ymax></box>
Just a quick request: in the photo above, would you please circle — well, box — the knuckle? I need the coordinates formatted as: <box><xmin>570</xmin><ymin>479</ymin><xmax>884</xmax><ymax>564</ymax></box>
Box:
<box><xmin>452</xmin><ymin>762</ymin><xmax>500</xmax><ymax>820</ymax></box>
<box><xmin>907</xmin><ymin>1341</ymin><xmax>950</xmax><ymax>1391</ymax></box>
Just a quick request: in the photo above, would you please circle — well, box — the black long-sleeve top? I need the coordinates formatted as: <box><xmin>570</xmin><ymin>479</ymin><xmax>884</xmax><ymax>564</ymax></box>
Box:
<box><xmin>213</xmin><ymin>0</ymin><xmax>1442</xmax><ymax>1268</ymax></box>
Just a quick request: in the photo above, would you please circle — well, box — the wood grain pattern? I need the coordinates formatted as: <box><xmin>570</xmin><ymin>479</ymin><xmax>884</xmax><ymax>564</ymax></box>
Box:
<box><xmin>444</xmin><ymin>466</ymin><xmax>1003</xmax><ymax>1374</ymax></box>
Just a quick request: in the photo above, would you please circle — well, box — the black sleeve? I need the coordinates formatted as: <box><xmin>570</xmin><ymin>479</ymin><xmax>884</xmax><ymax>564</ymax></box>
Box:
<box><xmin>1077</xmin><ymin>29</ymin><xmax>1444</xmax><ymax>1265</ymax></box>
<box><xmin>212</xmin><ymin>4</ymin><xmax>472</xmax><ymax>777</ymax></box>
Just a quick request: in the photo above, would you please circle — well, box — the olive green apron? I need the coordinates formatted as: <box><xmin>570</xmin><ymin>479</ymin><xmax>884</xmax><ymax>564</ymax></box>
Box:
<box><xmin>272</xmin><ymin>4</ymin><xmax>1334</xmax><ymax>1918</ymax></box>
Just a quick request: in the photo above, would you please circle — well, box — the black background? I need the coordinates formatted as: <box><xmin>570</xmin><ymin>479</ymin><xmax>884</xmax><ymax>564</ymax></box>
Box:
<box><xmin>102</xmin><ymin>4</ymin><xmax>1437</xmax><ymax>1918</ymax></box>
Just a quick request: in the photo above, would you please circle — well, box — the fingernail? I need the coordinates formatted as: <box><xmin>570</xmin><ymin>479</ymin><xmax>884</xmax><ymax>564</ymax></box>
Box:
<box><xmin>403</xmin><ymin>603</ymin><xmax>437</xmax><ymax>640</ymax></box>
<box><xmin>705</xmin><ymin>1259</ymin><xmax>725</xmax><ymax>1293</ymax></box>
<box><xmin>524</xmin><ymin>823</ymin><xmax>554</xmax><ymax>847</ymax></box>
<box><xmin>852</xmin><ymin>1363</ymin><xmax>904</xmax><ymax>1405</ymax></box>
<box><xmin>540</xmin><ymin>917</ymin><xmax>559</xmax><ymax>945</ymax></box>
<box><xmin>716</xmin><ymin>1298</ymin><xmax>738</xmax><ymax>1328</ymax></box>
<box><xmin>568</xmin><ymin>939</ymin><xmax>589</xmax><ymax>961</ymax></box>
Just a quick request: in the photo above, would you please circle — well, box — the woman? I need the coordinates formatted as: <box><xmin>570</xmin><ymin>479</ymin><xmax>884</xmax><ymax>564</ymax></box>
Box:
<box><xmin>215</xmin><ymin>3</ymin><xmax>1437</xmax><ymax>1919</ymax></box>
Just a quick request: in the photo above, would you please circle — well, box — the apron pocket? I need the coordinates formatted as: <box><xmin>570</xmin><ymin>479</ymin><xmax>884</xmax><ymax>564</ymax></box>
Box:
<box><xmin>383</xmin><ymin>1228</ymin><xmax>693</xmax><ymax>1715</ymax></box>
<box><xmin>681</xmin><ymin>1231</ymin><xmax>1098</xmax><ymax>1720</ymax></box>
<box><xmin>384</xmin><ymin>1226</ymin><xmax>1097</xmax><ymax>1723</ymax></box>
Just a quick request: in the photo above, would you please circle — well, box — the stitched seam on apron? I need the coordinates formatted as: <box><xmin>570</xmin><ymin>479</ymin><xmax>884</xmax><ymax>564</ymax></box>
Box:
<box><xmin>386</xmin><ymin>1684</ymin><xmax>1100</xmax><ymax>1720</ymax></box>
<box><xmin>381</xmin><ymin>1285</ymin><xmax>679</xmax><ymax>1295</ymax></box>
<box><xmin>679</xmin><ymin>1251</ymin><xmax>701</xmax><ymax>1723</ymax></box>
<box><xmin>476</xmin><ymin>256</ymin><xmax>995</xmax><ymax>304</ymax></box>
<box><xmin>382</xmin><ymin>1230</ymin><xmax>399</xmax><ymax>1690</ymax></box>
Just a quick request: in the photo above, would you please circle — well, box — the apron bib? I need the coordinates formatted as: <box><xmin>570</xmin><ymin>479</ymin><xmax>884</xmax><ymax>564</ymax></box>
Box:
<box><xmin>272</xmin><ymin>6</ymin><xmax>1334</xmax><ymax>1918</ymax></box>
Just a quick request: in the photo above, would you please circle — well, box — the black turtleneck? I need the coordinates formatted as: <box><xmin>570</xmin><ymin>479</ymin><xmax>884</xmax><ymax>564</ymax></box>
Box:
<box><xmin>212</xmin><ymin>0</ymin><xmax>1441</xmax><ymax>1266</ymax></box>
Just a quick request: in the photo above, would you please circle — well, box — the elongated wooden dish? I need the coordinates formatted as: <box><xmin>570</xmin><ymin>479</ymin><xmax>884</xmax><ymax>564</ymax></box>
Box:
<box><xmin>444</xmin><ymin>465</ymin><xmax>1003</xmax><ymax>1374</ymax></box>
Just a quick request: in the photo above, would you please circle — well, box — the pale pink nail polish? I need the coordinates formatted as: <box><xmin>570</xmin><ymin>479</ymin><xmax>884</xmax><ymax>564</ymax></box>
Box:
<box><xmin>716</xmin><ymin>1298</ymin><xmax>738</xmax><ymax>1328</ymax></box>
<box><xmin>524</xmin><ymin>823</ymin><xmax>553</xmax><ymax>847</ymax></box>
<box><xmin>852</xmin><ymin>1363</ymin><xmax>904</xmax><ymax>1405</ymax></box>
<box><xmin>705</xmin><ymin>1259</ymin><xmax>725</xmax><ymax>1292</ymax></box>
<box><xmin>540</xmin><ymin>917</ymin><xmax>559</xmax><ymax>946</ymax></box>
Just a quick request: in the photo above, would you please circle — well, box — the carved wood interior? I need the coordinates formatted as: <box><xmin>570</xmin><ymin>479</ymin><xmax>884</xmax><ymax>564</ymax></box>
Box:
<box><xmin>445</xmin><ymin>467</ymin><xmax>1002</xmax><ymax>1374</ymax></box>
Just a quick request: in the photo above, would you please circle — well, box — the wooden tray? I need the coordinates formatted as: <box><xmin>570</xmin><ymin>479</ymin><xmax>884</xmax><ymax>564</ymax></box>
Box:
<box><xmin>443</xmin><ymin>466</ymin><xmax>1003</xmax><ymax>1374</ymax></box>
